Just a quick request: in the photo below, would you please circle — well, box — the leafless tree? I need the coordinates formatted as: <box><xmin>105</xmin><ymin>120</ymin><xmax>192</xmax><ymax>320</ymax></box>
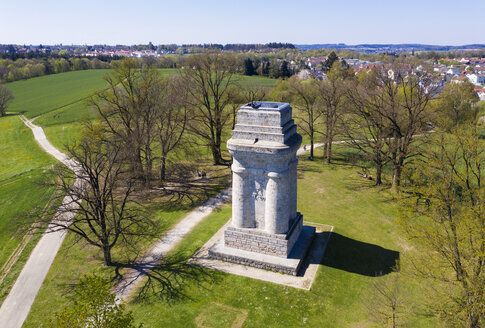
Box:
<box><xmin>286</xmin><ymin>76</ymin><xmax>321</xmax><ymax>159</ymax></box>
<box><xmin>90</xmin><ymin>59</ymin><xmax>188</xmax><ymax>188</ymax></box>
<box><xmin>155</xmin><ymin>75</ymin><xmax>189</xmax><ymax>184</ymax></box>
<box><xmin>380</xmin><ymin>66</ymin><xmax>435</xmax><ymax>192</ymax></box>
<box><xmin>344</xmin><ymin>70</ymin><xmax>393</xmax><ymax>185</ymax></box>
<box><xmin>89</xmin><ymin>58</ymin><xmax>147</xmax><ymax>184</ymax></box>
<box><xmin>35</xmin><ymin>136</ymin><xmax>159</xmax><ymax>266</ymax></box>
<box><xmin>365</xmin><ymin>270</ymin><xmax>405</xmax><ymax>328</ymax></box>
<box><xmin>180</xmin><ymin>51</ymin><xmax>238</xmax><ymax>165</ymax></box>
<box><xmin>319</xmin><ymin>61</ymin><xmax>349</xmax><ymax>163</ymax></box>
<box><xmin>345</xmin><ymin>65</ymin><xmax>435</xmax><ymax>190</ymax></box>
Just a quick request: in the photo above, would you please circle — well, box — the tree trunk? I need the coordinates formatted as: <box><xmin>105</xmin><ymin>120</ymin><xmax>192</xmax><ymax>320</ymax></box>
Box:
<box><xmin>375</xmin><ymin>151</ymin><xmax>383</xmax><ymax>186</ymax></box>
<box><xmin>310</xmin><ymin>133</ymin><xmax>314</xmax><ymax>159</ymax></box>
<box><xmin>325</xmin><ymin>137</ymin><xmax>333</xmax><ymax>164</ymax></box>
<box><xmin>323</xmin><ymin>142</ymin><xmax>328</xmax><ymax>162</ymax></box>
<box><xmin>160</xmin><ymin>155</ymin><xmax>166</xmax><ymax>185</ymax></box>
<box><xmin>375</xmin><ymin>162</ymin><xmax>383</xmax><ymax>186</ymax></box>
<box><xmin>211</xmin><ymin>144</ymin><xmax>223</xmax><ymax>165</ymax></box>
<box><xmin>131</xmin><ymin>146</ymin><xmax>144</xmax><ymax>179</ymax></box>
<box><xmin>391</xmin><ymin>161</ymin><xmax>402</xmax><ymax>193</ymax></box>
<box><xmin>145</xmin><ymin>152</ymin><xmax>152</xmax><ymax>189</ymax></box>
<box><xmin>102</xmin><ymin>245</ymin><xmax>112</xmax><ymax>266</ymax></box>
<box><xmin>211</xmin><ymin>129</ymin><xmax>224</xmax><ymax>165</ymax></box>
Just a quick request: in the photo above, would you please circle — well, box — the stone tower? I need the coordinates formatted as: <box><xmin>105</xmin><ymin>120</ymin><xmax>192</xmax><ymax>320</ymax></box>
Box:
<box><xmin>209</xmin><ymin>102</ymin><xmax>315</xmax><ymax>275</ymax></box>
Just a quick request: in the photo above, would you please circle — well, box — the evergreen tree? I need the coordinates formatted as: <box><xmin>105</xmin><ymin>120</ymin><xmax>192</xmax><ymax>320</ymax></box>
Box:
<box><xmin>324</xmin><ymin>51</ymin><xmax>339</xmax><ymax>72</ymax></box>
<box><xmin>280</xmin><ymin>60</ymin><xmax>291</xmax><ymax>78</ymax></box>
<box><xmin>243</xmin><ymin>58</ymin><xmax>255</xmax><ymax>76</ymax></box>
<box><xmin>269</xmin><ymin>62</ymin><xmax>280</xmax><ymax>78</ymax></box>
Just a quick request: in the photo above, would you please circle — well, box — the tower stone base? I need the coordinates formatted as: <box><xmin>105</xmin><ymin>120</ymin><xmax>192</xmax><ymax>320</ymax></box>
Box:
<box><xmin>209</xmin><ymin>223</ymin><xmax>315</xmax><ymax>276</ymax></box>
<box><xmin>224</xmin><ymin>213</ymin><xmax>303</xmax><ymax>258</ymax></box>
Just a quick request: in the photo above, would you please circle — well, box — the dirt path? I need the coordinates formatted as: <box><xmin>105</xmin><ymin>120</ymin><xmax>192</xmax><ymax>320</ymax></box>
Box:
<box><xmin>0</xmin><ymin>116</ymin><xmax>80</xmax><ymax>328</ymax></box>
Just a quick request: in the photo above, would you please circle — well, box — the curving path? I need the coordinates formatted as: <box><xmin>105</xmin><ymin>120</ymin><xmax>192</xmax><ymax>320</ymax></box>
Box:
<box><xmin>115</xmin><ymin>142</ymin><xmax>324</xmax><ymax>301</ymax></box>
<box><xmin>0</xmin><ymin>117</ymin><xmax>323</xmax><ymax>326</ymax></box>
<box><xmin>0</xmin><ymin>116</ymin><xmax>80</xmax><ymax>328</ymax></box>
<box><xmin>114</xmin><ymin>188</ymin><xmax>231</xmax><ymax>301</ymax></box>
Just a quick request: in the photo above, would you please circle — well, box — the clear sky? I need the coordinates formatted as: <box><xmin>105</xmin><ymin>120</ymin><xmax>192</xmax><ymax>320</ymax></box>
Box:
<box><xmin>1</xmin><ymin>0</ymin><xmax>484</xmax><ymax>45</ymax></box>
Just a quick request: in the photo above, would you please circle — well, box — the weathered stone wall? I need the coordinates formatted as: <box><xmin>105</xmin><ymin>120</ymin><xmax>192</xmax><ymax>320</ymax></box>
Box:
<box><xmin>224</xmin><ymin>214</ymin><xmax>303</xmax><ymax>257</ymax></box>
<box><xmin>208</xmin><ymin>249</ymin><xmax>301</xmax><ymax>276</ymax></box>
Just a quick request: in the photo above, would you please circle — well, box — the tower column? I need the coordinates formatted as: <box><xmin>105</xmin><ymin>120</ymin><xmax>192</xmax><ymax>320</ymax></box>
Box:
<box><xmin>265</xmin><ymin>170</ymin><xmax>289</xmax><ymax>234</ymax></box>
<box><xmin>289</xmin><ymin>158</ymin><xmax>298</xmax><ymax>219</ymax></box>
<box><xmin>231</xmin><ymin>164</ymin><xmax>250</xmax><ymax>228</ymax></box>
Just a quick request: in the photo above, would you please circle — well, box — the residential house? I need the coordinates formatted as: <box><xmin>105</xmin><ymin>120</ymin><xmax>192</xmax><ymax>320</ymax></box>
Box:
<box><xmin>467</xmin><ymin>73</ymin><xmax>485</xmax><ymax>86</ymax></box>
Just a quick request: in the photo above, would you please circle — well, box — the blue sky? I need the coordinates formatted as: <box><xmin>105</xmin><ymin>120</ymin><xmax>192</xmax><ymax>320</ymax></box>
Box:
<box><xmin>1</xmin><ymin>0</ymin><xmax>484</xmax><ymax>45</ymax></box>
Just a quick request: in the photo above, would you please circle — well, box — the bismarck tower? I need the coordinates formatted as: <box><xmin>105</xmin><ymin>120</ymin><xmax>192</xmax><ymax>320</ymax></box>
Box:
<box><xmin>209</xmin><ymin>102</ymin><xmax>315</xmax><ymax>275</ymax></box>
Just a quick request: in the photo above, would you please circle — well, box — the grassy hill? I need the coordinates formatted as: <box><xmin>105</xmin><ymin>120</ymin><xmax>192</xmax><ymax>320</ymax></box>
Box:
<box><xmin>7</xmin><ymin>69</ymin><xmax>277</xmax><ymax>150</ymax></box>
<box><xmin>6</xmin><ymin>70</ymin><xmax>111</xmax><ymax>118</ymax></box>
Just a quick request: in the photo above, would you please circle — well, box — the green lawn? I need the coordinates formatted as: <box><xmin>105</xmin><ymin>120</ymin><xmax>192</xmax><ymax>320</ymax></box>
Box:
<box><xmin>6</xmin><ymin>70</ymin><xmax>111</xmax><ymax>118</ymax></box>
<box><xmin>7</xmin><ymin>69</ymin><xmax>276</xmax><ymax>151</ymax></box>
<box><xmin>0</xmin><ymin>115</ymin><xmax>55</xmax><ymax>303</ymax></box>
<box><xmin>23</xmin><ymin>146</ymin><xmax>439</xmax><ymax>327</ymax></box>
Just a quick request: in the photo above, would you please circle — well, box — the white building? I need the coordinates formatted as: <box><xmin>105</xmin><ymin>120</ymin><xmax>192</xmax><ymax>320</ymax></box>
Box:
<box><xmin>467</xmin><ymin>74</ymin><xmax>485</xmax><ymax>86</ymax></box>
<box><xmin>446</xmin><ymin>67</ymin><xmax>461</xmax><ymax>75</ymax></box>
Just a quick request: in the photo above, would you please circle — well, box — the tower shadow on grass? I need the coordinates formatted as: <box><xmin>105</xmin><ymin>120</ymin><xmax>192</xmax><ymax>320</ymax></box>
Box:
<box><xmin>321</xmin><ymin>232</ymin><xmax>400</xmax><ymax>276</ymax></box>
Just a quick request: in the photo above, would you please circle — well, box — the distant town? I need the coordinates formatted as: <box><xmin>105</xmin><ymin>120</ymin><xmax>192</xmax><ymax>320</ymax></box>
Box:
<box><xmin>1</xmin><ymin>42</ymin><xmax>484</xmax><ymax>99</ymax></box>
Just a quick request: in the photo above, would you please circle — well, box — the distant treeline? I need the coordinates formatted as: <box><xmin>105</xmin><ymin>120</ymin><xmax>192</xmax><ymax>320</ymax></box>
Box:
<box><xmin>0</xmin><ymin>56</ymin><xmax>114</xmax><ymax>83</ymax></box>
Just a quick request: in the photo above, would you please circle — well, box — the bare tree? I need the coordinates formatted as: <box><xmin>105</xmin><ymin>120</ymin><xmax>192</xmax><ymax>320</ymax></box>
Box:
<box><xmin>365</xmin><ymin>270</ymin><xmax>405</xmax><ymax>328</ymax></box>
<box><xmin>90</xmin><ymin>59</ymin><xmax>184</xmax><ymax>188</ymax></box>
<box><xmin>36</xmin><ymin>136</ymin><xmax>158</xmax><ymax>266</ymax></box>
<box><xmin>381</xmin><ymin>66</ymin><xmax>435</xmax><ymax>192</ymax></box>
<box><xmin>286</xmin><ymin>76</ymin><xmax>321</xmax><ymax>159</ymax></box>
<box><xmin>344</xmin><ymin>70</ymin><xmax>393</xmax><ymax>185</ymax></box>
<box><xmin>0</xmin><ymin>85</ymin><xmax>14</xmax><ymax>116</ymax></box>
<box><xmin>89</xmin><ymin>58</ymin><xmax>146</xmax><ymax>183</ymax></box>
<box><xmin>319</xmin><ymin>61</ymin><xmax>348</xmax><ymax>163</ymax></box>
<box><xmin>346</xmin><ymin>65</ymin><xmax>435</xmax><ymax>191</ymax></box>
<box><xmin>180</xmin><ymin>51</ymin><xmax>237</xmax><ymax>165</ymax></box>
<box><xmin>155</xmin><ymin>75</ymin><xmax>189</xmax><ymax>184</ymax></box>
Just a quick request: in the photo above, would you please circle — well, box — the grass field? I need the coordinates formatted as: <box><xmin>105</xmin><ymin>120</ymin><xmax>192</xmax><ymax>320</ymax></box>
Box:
<box><xmin>0</xmin><ymin>115</ymin><xmax>56</xmax><ymax>303</ymax></box>
<box><xmin>6</xmin><ymin>70</ymin><xmax>111</xmax><ymax>119</ymax></box>
<box><xmin>6</xmin><ymin>69</ymin><xmax>277</xmax><ymax>151</ymax></box>
<box><xmin>23</xmin><ymin>146</ymin><xmax>438</xmax><ymax>327</ymax></box>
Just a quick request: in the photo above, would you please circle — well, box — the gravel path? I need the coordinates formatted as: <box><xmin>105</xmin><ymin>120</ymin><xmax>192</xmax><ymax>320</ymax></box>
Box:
<box><xmin>0</xmin><ymin>116</ymin><xmax>80</xmax><ymax>328</ymax></box>
<box><xmin>0</xmin><ymin>119</ymin><xmax>325</xmax><ymax>326</ymax></box>
<box><xmin>114</xmin><ymin>141</ymin><xmax>323</xmax><ymax>301</ymax></box>
<box><xmin>114</xmin><ymin>188</ymin><xmax>231</xmax><ymax>301</ymax></box>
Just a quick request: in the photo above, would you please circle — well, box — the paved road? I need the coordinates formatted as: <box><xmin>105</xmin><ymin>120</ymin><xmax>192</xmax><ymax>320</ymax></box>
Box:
<box><xmin>0</xmin><ymin>116</ymin><xmax>80</xmax><ymax>328</ymax></box>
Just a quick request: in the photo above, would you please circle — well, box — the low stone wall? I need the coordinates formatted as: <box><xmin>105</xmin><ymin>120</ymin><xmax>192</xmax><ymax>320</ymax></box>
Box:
<box><xmin>208</xmin><ymin>249</ymin><xmax>299</xmax><ymax>275</ymax></box>
<box><xmin>224</xmin><ymin>214</ymin><xmax>303</xmax><ymax>257</ymax></box>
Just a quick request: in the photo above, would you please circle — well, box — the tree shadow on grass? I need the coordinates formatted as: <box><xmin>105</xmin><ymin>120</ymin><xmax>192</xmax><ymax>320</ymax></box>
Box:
<box><xmin>112</xmin><ymin>251</ymin><xmax>219</xmax><ymax>303</ymax></box>
<box><xmin>321</xmin><ymin>232</ymin><xmax>400</xmax><ymax>276</ymax></box>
